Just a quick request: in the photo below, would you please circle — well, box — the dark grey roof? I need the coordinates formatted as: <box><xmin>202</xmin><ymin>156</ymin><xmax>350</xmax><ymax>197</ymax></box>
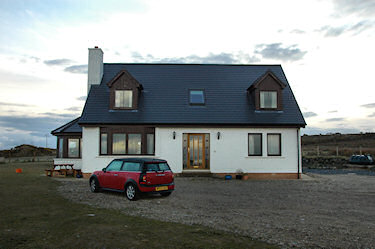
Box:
<box><xmin>79</xmin><ymin>64</ymin><xmax>306</xmax><ymax>127</ymax></box>
<box><xmin>51</xmin><ymin>117</ymin><xmax>82</xmax><ymax>135</ymax></box>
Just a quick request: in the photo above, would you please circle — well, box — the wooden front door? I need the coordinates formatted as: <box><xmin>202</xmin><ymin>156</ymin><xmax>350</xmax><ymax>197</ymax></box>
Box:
<box><xmin>187</xmin><ymin>134</ymin><xmax>205</xmax><ymax>169</ymax></box>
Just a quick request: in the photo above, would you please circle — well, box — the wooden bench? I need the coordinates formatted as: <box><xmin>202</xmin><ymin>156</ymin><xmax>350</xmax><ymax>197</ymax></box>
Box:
<box><xmin>45</xmin><ymin>164</ymin><xmax>80</xmax><ymax>177</ymax></box>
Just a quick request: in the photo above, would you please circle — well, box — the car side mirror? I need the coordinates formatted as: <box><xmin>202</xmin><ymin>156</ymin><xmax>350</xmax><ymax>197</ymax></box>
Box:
<box><xmin>102</xmin><ymin>168</ymin><xmax>106</xmax><ymax>172</ymax></box>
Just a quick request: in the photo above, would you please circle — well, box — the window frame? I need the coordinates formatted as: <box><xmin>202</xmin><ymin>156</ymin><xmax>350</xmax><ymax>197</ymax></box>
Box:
<box><xmin>99</xmin><ymin>127</ymin><xmax>155</xmax><ymax>156</ymax></box>
<box><xmin>267</xmin><ymin>133</ymin><xmax>281</xmax><ymax>156</ymax></box>
<box><xmin>68</xmin><ymin>138</ymin><xmax>80</xmax><ymax>158</ymax></box>
<box><xmin>189</xmin><ymin>89</ymin><xmax>205</xmax><ymax>105</ymax></box>
<box><xmin>114</xmin><ymin>89</ymin><xmax>133</xmax><ymax>109</ymax></box>
<box><xmin>260</xmin><ymin>91</ymin><xmax>277</xmax><ymax>109</ymax></box>
<box><xmin>248</xmin><ymin>133</ymin><xmax>263</xmax><ymax>156</ymax></box>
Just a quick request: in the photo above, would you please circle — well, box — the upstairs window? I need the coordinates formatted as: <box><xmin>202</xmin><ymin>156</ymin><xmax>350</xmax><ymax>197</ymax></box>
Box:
<box><xmin>260</xmin><ymin>91</ymin><xmax>277</xmax><ymax>109</ymax></box>
<box><xmin>115</xmin><ymin>90</ymin><xmax>133</xmax><ymax>108</ymax></box>
<box><xmin>189</xmin><ymin>90</ymin><xmax>205</xmax><ymax>105</ymax></box>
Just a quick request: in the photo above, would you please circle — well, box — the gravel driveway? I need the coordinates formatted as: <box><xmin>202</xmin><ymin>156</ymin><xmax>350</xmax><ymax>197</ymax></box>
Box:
<box><xmin>56</xmin><ymin>174</ymin><xmax>375</xmax><ymax>249</ymax></box>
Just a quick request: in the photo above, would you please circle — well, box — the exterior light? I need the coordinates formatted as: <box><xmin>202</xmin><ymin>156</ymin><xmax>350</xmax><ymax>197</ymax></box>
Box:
<box><xmin>173</xmin><ymin>131</ymin><xmax>176</xmax><ymax>140</ymax></box>
<box><xmin>217</xmin><ymin>132</ymin><xmax>221</xmax><ymax>140</ymax></box>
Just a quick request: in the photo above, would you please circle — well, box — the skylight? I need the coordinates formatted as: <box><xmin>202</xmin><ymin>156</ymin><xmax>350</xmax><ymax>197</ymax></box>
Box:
<box><xmin>189</xmin><ymin>90</ymin><xmax>205</xmax><ymax>105</ymax></box>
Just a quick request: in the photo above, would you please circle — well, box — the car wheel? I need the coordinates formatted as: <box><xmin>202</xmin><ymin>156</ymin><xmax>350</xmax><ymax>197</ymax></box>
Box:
<box><xmin>90</xmin><ymin>178</ymin><xmax>100</xmax><ymax>193</ymax></box>
<box><xmin>160</xmin><ymin>192</ymin><xmax>171</xmax><ymax>197</ymax></box>
<box><xmin>125</xmin><ymin>183</ymin><xmax>138</xmax><ymax>201</ymax></box>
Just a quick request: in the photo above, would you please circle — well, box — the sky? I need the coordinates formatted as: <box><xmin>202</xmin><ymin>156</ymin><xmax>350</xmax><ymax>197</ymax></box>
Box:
<box><xmin>0</xmin><ymin>0</ymin><xmax>374</xmax><ymax>149</ymax></box>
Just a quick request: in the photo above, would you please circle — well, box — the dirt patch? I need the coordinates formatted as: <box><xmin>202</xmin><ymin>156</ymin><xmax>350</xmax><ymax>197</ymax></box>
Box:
<box><xmin>56</xmin><ymin>174</ymin><xmax>375</xmax><ymax>249</ymax></box>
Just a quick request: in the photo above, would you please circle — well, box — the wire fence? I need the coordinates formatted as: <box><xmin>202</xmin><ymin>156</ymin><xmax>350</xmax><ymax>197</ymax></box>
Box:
<box><xmin>302</xmin><ymin>145</ymin><xmax>375</xmax><ymax>157</ymax></box>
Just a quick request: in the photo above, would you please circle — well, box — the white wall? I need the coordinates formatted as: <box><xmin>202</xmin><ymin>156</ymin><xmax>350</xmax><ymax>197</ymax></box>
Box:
<box><xmin>81</xmin><ymin>126</ymin><xmax>301</xmax><ymax>174</ymax></box>
<box><xmin>156</xmin><ymin>127</ymin><xmax>300</xmax><ymax>174</ymax></box>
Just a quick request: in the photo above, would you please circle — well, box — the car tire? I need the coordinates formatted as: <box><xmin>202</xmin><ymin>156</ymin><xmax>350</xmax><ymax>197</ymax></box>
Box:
<box><xmin>125</xmin><ymin>183</ymin><xmax>138</xmax><ymax>201</ymax></box>
<box><xmin>160</xmin><ymin>192</ymin><xmax>171</xmax><ymax>197</ymax></box>
<box><xmin>90</xmin><ymin>178</ymin><xmax>100</xmax><ymax>193</ymax></box>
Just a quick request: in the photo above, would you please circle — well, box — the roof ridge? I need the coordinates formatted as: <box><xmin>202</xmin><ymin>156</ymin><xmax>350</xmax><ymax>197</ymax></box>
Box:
<box><xmin>103</xmin><ymin>63</ymin><xmax>282</xmax><ymax>66</ymax></box>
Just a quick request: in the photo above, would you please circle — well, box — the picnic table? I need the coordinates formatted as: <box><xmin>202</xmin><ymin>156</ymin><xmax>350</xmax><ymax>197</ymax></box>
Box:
<box><xmin>45</xmin><ymin>164</ymin><xmax>82</xmax><ymax>177</ymax></box>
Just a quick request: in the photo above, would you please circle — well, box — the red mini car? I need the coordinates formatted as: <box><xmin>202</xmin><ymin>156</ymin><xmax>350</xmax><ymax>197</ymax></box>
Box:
<box><xmin>89</xmin><ymin>158</ymin><xmax>175</xmax><ymax>200</ymax></box>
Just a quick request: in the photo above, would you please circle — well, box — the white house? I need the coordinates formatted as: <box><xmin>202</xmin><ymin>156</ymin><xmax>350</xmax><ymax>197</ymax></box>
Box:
<box><xmin>51</xmin><ymin>47</ymin><xmax>306</xmax><ymax>179</ymax></box>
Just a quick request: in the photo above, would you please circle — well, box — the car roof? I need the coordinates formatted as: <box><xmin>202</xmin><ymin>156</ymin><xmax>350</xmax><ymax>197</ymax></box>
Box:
<box><xmin>114</xmin><ymin>158</ymin><xmax>167</xmax><ymax>163</ymax></box>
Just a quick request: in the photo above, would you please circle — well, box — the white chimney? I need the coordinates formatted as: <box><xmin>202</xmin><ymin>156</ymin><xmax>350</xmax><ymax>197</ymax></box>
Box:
<box><xmin>87</xmin><ymin>46</ymin><xmax>103</xmax><ymax>95</ymax></box>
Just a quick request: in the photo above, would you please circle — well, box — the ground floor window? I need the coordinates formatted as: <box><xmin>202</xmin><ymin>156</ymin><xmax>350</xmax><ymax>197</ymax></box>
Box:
<box><xmin>56</xmin><ymin>136</ymin><xmax>82</xmax><ymax>158</ymax></box>
<box><xmin>68</xmin><ymin>138</ymin><xmax>80</xmax><ymax>157</ymax></box>
<box><xmin>248</xmin><ymin>133</ymin><xmax>262</xmax><ymax>156</ymax></box>
<box><xmin>100</xmin><ymin>126</ymin><xmax>155</xmax><ymax>155</ymax></box>
<box><xmin>267</xmin><ymin>133</ymin><xmax>281</xmax><ymax>156</ymax></box>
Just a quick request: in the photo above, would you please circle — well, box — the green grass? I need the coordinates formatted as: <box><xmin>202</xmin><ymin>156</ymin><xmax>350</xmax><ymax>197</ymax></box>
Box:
<box><xmin>0</xmin><ymin>162</ymin><xmax>277</xmax><ymax>249</ymax></box>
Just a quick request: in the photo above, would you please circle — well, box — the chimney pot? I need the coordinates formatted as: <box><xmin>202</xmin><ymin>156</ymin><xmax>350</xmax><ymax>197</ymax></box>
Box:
<box><xmin>94</xmin><ymin>46</ymin><xmax>98</xmax><ymax>48</ymax></box>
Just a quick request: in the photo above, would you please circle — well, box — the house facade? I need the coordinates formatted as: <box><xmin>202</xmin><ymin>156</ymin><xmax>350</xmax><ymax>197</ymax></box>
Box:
<box><xmin>51</xmin><ymin>47</ymin><xmax>306</xmax><ymax>179</ymax></box>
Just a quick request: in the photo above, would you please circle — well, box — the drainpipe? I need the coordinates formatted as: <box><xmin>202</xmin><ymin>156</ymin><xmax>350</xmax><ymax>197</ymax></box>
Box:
<box><xmin>297</xmin><ymin>128</ymin><xmax>300</xmax><ymax>179</ymax></box>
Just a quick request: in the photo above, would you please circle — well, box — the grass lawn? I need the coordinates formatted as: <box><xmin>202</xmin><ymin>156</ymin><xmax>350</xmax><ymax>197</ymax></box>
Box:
<box><xmin>0</xmin><ymin>162</ymin><xmax>277</xmax><ymax>249</ymax></box>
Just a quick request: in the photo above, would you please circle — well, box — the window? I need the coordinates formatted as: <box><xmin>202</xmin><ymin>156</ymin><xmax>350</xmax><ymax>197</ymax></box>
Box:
<box><xmin>128</xmin><ymin>134</ymin><xmax>141</xmax><ymax>154</ymax></box>
<box><xmin>113</xmin><ymin>133</ymin><xmax>126</xmax><ymax>154</ymax></box>
<box><xmin>248</xmin><ymin>134</ymin><xmax>262</xmax><ymax>156</ymax></box>
<box><xmin>58</xmin><ymin>138</ymin><xmax>63</xmax><ymax>158</ymax></box>
<box><xmin>122</xmin><ymin>162</ymin><xmax>141</xmax><ymax>172</ymax></box>
<box><xmin>189</xmin><ymin>90</ymin><xmax>205</xmax><ymax>105</ymax></box>
<box><xmin>106</xmin><ymin>160</ymin><xmax>123</xmax><ymax>171</ymax></box>
<box><xmin>267</xmin><ymin>134</ymin><xmax>281</xmax><ymax>156</ymax></box>
<box><xmin>115</xmin><ymin>90</ymin><xmax>133</xmax><ymax>108</ymax></box>
<box><xmin>68</xmin><ymin>138</ymin><xmax>79</xmax><ymax>158</ymax></box>
<box><xmin>101</xmin><ymin>133</ymin><xmax>108</xmax><ymax>155</ymax></box>
<box><xmin>147</xmin><ymin>134</ymin><xmax>154</xmax><ymax>155</ymax></box>
<box><xmin>260</xmin><ymin>91</ymin><xmax>277</xmax><ymax>109</ymax></box>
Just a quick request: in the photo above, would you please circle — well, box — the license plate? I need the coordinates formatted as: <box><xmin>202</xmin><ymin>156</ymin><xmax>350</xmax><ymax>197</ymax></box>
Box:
<box><xmin>155</xmin><ymin>186</ymin><xmax>168</xmax><ymax>191</ymax></box>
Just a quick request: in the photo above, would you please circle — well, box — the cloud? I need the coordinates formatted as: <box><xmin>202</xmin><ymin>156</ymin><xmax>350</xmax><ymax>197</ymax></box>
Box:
<box><xmin>318</xmin><ymin>21</ymin><xmax>373</xmax><ymax>37</ymax></box>
<box><xmin>360</xmin><ymin>103</ymin><xmax>375</xmax><ymax>108</ymax></box>
<box><xmin>44</xmin><ymin>58</ymin><xmax>74</xmax><ymax>66</ymax></box>
<box><xmin>303</xmin><ymin>112</ymin><xmax>318</xmax><ymax>118</ymax></box>
<box><xmin>332</xmin><ymin>0</ymin><xmax>375</xmax><ymax>17</ymax></box>
<box><xmin>64</xmin><ymin>64</ymin><xmax>87</xmax><ymax>74</ymax></box>
<box><xmin>326</xmin><ymin>117</ymin><xmax>346</xmax><ymax>122</ymax></box>
<box><xmin>130</xmin><ymin>51</ymin><xmax>260</xmax><ymax>64</ymax></box>
<box><xmin>328</xmin><ymin>110</ymin><xmax>338</xmax><ymax>113</ymax></box>
<box><xmin>290</xmin><ymin>29</ymin><xmax>305</xmax><ymax>34</ymax></box>
<box><xmin>65</xmin><ymin>106</ymin><xmax>81</xmax><ymax>112</ymax></box>
<box><xmin>0</xmin><ymin>114</ymin><xmax>77</xmax><ymax>149</ymax></box>
<box><xmin>368</xmin><ymin>113</ymin><xmax>375</xmax><ymax>118</ymax></box>
<box><xmin>0</xmin><ymin>102</ymin><xmax>35</xmax><ymax>107</ymax></box>
<box><xmin>77</xmin><ymin>96</ymin><xmax>86</xmax><ymax>101</ymax></box>
<box><xmin>254</xmin><ymin>43</ymin><xmax>307</xmax><ymax>62</ymax></box>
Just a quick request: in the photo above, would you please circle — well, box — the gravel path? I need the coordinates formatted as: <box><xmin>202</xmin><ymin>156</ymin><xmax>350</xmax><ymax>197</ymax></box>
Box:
<box><xmin>56</xmin><ymin>174</ymin><xmax>375</xmax><ymax>249</ymax></box>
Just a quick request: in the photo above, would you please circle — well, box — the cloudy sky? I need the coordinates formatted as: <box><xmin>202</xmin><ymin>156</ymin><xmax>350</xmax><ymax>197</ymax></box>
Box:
<box><xmin>0</xmin><ymin>0</ymin><xmax>374</xmax><ymax>149</ymax></box>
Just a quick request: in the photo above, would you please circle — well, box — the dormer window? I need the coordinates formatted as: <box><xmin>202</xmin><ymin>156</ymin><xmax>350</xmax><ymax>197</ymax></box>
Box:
<box><xmin>247</xmin><ymin>71</ymin><xmax>286</xmax><ymax>111</ymax></box>
<box><xmin>107</xmin><ymin>70</ymin><xmax>143</xmax><ymax>110</ymax></box>
<box><xmin>189</xmin><ymin>90</ymin><xmax>205</xmax><ymax>105</ymax></box>
<box><xmin>260</xmin><ymin>91</ymin><xmax>277</xmax><ymax>109</ymax></box>
<box><xmin>115</xmin><ymin>90</ymin><xmax>133</xmax><ymax>108</ymax></box>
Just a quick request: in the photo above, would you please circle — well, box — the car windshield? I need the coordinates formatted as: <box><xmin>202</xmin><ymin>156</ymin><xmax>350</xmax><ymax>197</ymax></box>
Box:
<box><xmin>146</xmin><ymin>162</ymin><xmax>170</xmax><ymax>172</ymax></box>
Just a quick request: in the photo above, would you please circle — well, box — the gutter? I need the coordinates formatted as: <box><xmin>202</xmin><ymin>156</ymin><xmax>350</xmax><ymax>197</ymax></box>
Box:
<box><xmin>297</xmin><ymin>128</ymin><xmax>300</xmax><ymax>179</ymax></box>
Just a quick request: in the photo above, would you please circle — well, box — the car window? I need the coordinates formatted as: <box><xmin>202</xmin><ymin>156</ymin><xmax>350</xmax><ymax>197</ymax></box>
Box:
<box><xmin>106</xmin><ymin>160</ymin><xmax>123</xmax><ymax>171</ymax></box>
<box><xmin>122</xmin><ymin>162</ymin><xmax>141</xmax><ymax>172</ymax></box>
<box><xmin>158</xmin><ymin>163</ymin><xmax>170</xmax><ymax>171</ymax></box>
<box><xmin>146</xmin><ymin>164</ymin><xmax>158</xmax><ymax>172</ymax></box>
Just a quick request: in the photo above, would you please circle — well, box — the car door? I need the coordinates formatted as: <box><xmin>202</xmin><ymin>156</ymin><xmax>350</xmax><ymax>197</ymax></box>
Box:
<box><xmin>119</xmin><ymin>162</ymin><xmax>142</xmax><ymax>189</ymax></box>
<box><xmin>100</xmin><ymin>160</ymin><xmax>123</xmax><ymax>189</ymax></box>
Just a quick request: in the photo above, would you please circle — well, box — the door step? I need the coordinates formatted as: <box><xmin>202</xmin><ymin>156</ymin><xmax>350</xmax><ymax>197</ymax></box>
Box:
<box><xmin>179</xmin><ymin>170</ymin><xmax>212</xmax><ymax>177</ymax></box>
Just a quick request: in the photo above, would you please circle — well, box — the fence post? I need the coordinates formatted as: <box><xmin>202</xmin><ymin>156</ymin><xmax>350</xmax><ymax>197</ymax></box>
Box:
<box><xmin>359</xmin><ymin>146</ymin><xmax>362</xmax><ymax>155</ymax></box>
<box><xmin>317</xmin><ymin>145</ymin><xmax>320</xmax><ymax>156</ymax></box>
<box><xmin>336</xmin><ymin>146</ymin><xmax>339</xmax><ymax>157</ymax></box>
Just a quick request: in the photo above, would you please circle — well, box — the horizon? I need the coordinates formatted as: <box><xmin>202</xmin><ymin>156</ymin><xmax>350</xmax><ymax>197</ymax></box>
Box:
<box><xmin>0</xmin><ymin>0</ymin><xmax>374</xmax><ymax>149</ymax></box>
